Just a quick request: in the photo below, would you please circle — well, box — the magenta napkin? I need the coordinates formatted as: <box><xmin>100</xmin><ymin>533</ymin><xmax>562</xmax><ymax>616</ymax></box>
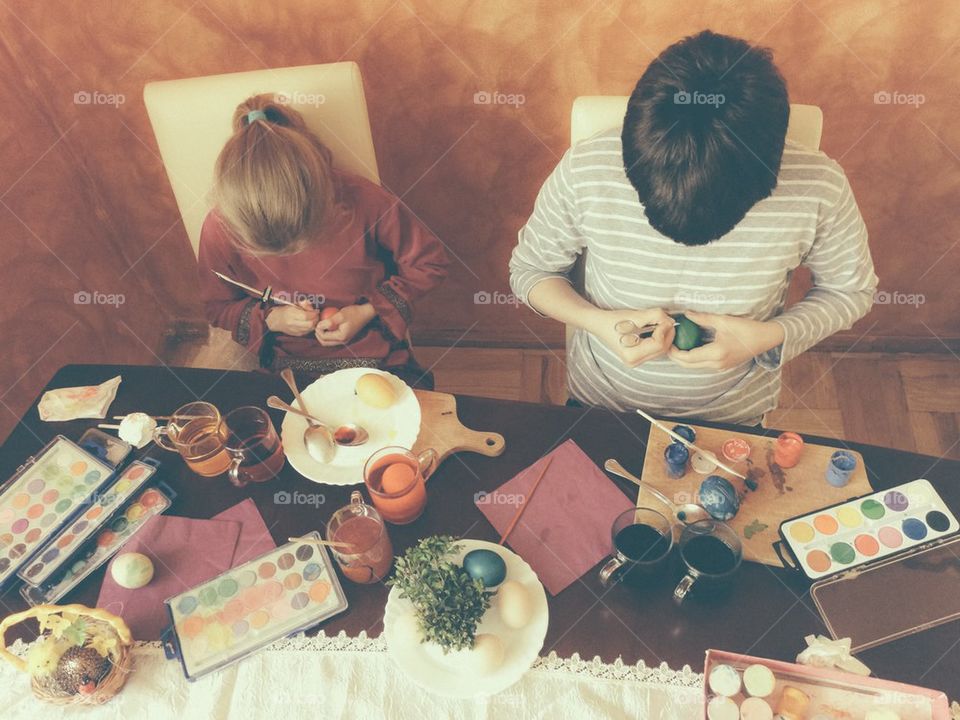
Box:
<box><xmin>213</xmin><ymin>498</ymin><xmax>276</xmax><ymax>564</ymax></box>
<box><xmin>476</xmin><ymin>439</ymin><xmax>634</xmax><ymax>595</ymax></box>
<box><xmin>97</xmin><ymin>516</ymin><xmax>241</xmax><ymax>640</ymax></box>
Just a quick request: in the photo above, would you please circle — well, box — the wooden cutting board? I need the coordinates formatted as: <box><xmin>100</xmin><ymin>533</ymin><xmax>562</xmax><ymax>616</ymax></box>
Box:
<box><xmin>412</xmin><ymin>390</ymin><xmax>506</xmax><ymax>464</ymax></box>
<box><xmin>639</xmin><ymin>423</ymin><xmax>871</xmax><ymax>567</ymax></box>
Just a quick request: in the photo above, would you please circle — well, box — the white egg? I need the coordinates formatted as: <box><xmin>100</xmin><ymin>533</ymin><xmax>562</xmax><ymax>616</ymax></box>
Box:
<box><xmin>111</xmin><ymin>552</ymin><xmax>154</xmax><ymax>589</ymax></box>
<box><xmin>497</xmin><ymin>580</ymin><xmax>532</xmax><ymax>629</ymax></box>
<box><xmin>469</xmin><ymin>633</ymin><xmax>504</xmax><ymax>675</ymax></box>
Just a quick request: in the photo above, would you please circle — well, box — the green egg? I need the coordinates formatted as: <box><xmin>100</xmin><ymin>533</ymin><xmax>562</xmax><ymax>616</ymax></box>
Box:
<box><xmin>673</xmin><ymin>314</ymin><xmax>703</xmax><ymax>350</ymax></box>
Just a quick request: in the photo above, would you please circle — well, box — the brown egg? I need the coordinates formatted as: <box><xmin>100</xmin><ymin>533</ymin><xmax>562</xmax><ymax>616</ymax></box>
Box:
<box><xmin>356</xmin><ymin>373</ymin><xmax>397</xmax><ymax>409</ymax></box>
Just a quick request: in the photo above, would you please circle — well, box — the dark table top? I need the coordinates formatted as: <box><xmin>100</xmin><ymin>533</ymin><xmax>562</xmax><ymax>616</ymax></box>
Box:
<box><xmin>1</xmin><ymin>364</ymin><xmax>958</xmax><ymax>699</ymax></box>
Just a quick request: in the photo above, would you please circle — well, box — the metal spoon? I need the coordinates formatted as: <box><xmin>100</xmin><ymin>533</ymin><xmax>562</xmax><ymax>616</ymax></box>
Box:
<box><xmin>276</xmin><ymin>370</ymin><xmax>335</xmax><ymax>463</ymax></box>
<box><xmin>266</xmin><ymin>396</ymin><xmax>369</xmax><ymax>448</ymax></box>
<box><xmin>604</xmin><ymin>458</ymin><xmax>710</xmax><ymax>525</ymax></box>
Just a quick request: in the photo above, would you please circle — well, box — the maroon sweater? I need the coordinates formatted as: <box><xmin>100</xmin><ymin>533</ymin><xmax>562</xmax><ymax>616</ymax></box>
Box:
<box><xmin>198</xmin><ymin>173</ymin><xmax>449</xmax><ymax>375</ymax></box>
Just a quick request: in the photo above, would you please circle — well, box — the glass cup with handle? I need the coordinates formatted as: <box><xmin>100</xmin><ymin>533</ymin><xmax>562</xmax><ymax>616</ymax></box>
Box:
<box><xmin>362</xmin><ymin>446</ymin><xmax>439</xmax><ymax>524</ymax></box>
<box><xmin>599</xmin><ymin>507</ymin><xmax>675</xmax><ymax>587</ymax></box>
<box><xmin>153</xmin><ymin>401</ymin><xmax>231</xmax><ymax>477</ymax></box>
<box><xmin>222</xmin><ymin>406</ymin><xmax>286</xmax><ymax>487</ymax></box>
<box><xmin>673</xmin><ymin>519</ymin><xmax>742</xmax><ymax>605</ymax></box>
<box><xmin>326</xmin><ymin>491</ymin><xmax>394</xmax><ymax>584</ymax></box>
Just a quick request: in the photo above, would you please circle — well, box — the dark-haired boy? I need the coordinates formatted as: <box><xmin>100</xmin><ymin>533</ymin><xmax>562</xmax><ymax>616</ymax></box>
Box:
<box><xmin>510</xmin><ymin>30</ymin><xmax>877</xmax><ymax>425</ymax></box>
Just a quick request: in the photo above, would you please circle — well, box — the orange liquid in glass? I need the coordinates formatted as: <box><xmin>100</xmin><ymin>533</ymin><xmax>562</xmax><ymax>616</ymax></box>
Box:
<box><xmin>365</xmin><ymin>454</ymin><xmax>427</xmax><ymax>524</ymax></box>
<box><xmin>178</xmin><ymin>419</ymin><xmax>231</xmax><ymax>477</ymax></box>
<box><xmin>331</xmin><ymin>516</ymin><xmax>393</xmax><ymax>583</ymax></box>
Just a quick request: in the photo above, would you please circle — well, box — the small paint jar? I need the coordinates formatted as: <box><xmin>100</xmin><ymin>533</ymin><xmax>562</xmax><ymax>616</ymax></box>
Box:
<box><xmin>721</xmin><ymin>437</ymin><xmax>751</xmax><ymax>463</ymax></box>
<box><xmin>663</xmin><ymin>442</ymin><xmax>690</xmax><ymax>478</ymax></box>
<box><xmin>773</xmin><ymin>432</ymin><xmax>804</xmax><ymax>468</ymax></box>
<box><xmin>672</xmin><ymin>424</ymin><xmax>696</xmax><ymax>443</ymax></box>
<box><xmin>826</xmin><ymin>450</ymin><xmax>857</xmax><ymax>487</ymax></box>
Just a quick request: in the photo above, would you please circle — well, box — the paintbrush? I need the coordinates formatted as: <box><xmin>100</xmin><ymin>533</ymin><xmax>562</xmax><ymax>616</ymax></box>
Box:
<box><xmin>288</xmin><ymin>536</ymin><xmax>354</xmax><ymax>550</ymax></box>
<box><xmin>213</xmin><ymin>270</ymin><xmax>300</xmax><ymax>308</ymax></box>
<box><xmin>634</xmin><ymin>408</ymin><xmax>748</xmax><ymax>481</ymax></box>
<box><xmin>499</xmin><ymin>455</ymin><xmax>554</xmax><ymax>544</ymax></box>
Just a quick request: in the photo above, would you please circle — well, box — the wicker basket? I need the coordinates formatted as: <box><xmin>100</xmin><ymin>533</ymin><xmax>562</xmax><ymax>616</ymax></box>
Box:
<box><xmin>0</xmin><ymin>604</ymin><xmax>133</xmax><ymax>705</ymax></box>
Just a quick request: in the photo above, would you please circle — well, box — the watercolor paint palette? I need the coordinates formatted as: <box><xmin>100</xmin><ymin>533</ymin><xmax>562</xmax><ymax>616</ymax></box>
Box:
<box><xmin>163</xmin><ymin>532</ymin><xmax>348</xmax><ymax>680</ymax></box>
<box><xmin>777</xmin><ymin>479</ymin><xmax>959</xmax><ymax>580</ymax></box>
<box><xmin>0</xmin><ymin>436</ymin><xmax>116</xmax><ymax>588</ymax></box>
<box><xmin>77</xmin><ymin>427</ymin><xmax>133</xmax><ymax>468</ymax></box>
<box><xmin>21</xmin><ymin>484</ymin><xmax>174</xmax><ymax>606</ymax></box>
<box><xmin>17</xmin><ymin>459</ymin><xmax>158</xmax><ymax>586</ymax></box>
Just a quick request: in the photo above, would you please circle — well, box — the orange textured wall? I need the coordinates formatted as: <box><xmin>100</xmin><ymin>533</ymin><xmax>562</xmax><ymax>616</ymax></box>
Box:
<box><xmin>0</xmin><ymin>1</ymin><xmax>958</xmax><ymax>435</ymax></box>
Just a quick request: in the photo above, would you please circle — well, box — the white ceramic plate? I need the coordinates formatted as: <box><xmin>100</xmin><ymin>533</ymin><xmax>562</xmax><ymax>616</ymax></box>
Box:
<box><xmin>382</xmin><ymin>539</ymin><xmax>549</xmax><ymax>698</ymax></box>
<box><xmin>280</xmin><ymin>368</ymin><xmax>420</xmax><ymax>485</ymax></box>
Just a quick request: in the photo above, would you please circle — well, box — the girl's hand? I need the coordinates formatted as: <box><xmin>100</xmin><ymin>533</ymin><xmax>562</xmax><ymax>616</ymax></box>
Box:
<box><xmin>668</xmin><ymin>311</ymin><xmax>785</xmax><ymax>370</ymax></box>
<box><xmin>265</xmin><ymin>300</ymin><xmax>319</xmax><ymax>336</ymax></box>
<box><xmin>315</xmin><ymin>304</ymin><xmax>377</xmax><ymax>346</ymax></box>
<box><xmin>587</xmin><ymin>307</ymin><xmax>676</xmax><ymax>367</ymax></box>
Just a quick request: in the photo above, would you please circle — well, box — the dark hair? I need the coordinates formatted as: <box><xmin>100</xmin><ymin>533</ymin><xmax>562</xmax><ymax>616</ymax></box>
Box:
<box><xmin>621</xmin><ymin>30</ymin><xmax>789</xmax><ymax>246</ymax></box>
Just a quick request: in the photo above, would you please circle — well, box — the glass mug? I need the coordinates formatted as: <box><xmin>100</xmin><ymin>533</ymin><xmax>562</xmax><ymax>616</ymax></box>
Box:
<box><xmin>673</xmin><ymin>519</ymin><xmax>742</xmax><ymax>605</ymax></box>
<box><xmin>362</xmin><ymin>446</ymin><xmax>438</xmax><ymax>524</ymax></box>
<box><xmin>326</xmin><ymin>491</ymin><xmax>394</xmax><ymax>584</ymax></box>
<box><xmin>153</xmin><ymin>401</ymin><xmax>231</xmax><ymax>477</ymax></box>
<box><xmin>222</xmin><ymin>406</ymin><xmax>286</xmax><ymax>487</ymax></box>
<box><xmin>600</xmin><ymin>507</ymin><xmax>674</xmax><ymax>587</ymax></box>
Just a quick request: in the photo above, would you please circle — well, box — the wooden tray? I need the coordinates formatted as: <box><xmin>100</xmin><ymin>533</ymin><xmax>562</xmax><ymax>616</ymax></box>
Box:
<box><xmin>413</xmin><ymin>390</ymin><xmax>506</xmax><ymax>464</ymax></box>
<box><xmin>638</xmin><ymin>423</ymin><xmax>870</xmax><ymax>567</ymax></box>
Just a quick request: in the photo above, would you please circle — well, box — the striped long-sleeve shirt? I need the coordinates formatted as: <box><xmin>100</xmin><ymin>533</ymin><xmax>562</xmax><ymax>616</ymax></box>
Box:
<box><xmin>510</xmin><ymin>129</ymin><xmax>878</xmax><ymax>425</ymax></box>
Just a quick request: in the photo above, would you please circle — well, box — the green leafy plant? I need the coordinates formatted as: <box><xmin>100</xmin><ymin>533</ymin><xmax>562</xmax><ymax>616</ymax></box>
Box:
<box><xmin>387</xmin><ymin>535</ymin><xmax>493</xmax><ymax>653</ymax></box>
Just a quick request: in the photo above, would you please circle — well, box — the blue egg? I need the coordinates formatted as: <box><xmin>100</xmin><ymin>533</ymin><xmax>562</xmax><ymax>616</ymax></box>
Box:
<box><xmin>698</xmin><ymin>475</ymin><xmax>740</xmax><ymax>521</ymax></box>
<box><xmin>462</xmin><ymin>549</ymin><xmax>506</xmax><ymax>588</ymax></box>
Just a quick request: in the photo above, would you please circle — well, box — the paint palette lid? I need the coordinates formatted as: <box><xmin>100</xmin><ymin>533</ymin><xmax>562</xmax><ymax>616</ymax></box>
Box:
<box><xmin>163</xmin><ymin>532</ymin><xmax>348</xmax><ymax>680</ymax></box>
<box><xmin>776</xmin><ymin>479</ymin><xmax>959</xmax><ymax>580</ymax></box>
<box><xmin>812</xmin><ymin>535</ymin><xmax>960</xmax><ymax>653</ymax></box>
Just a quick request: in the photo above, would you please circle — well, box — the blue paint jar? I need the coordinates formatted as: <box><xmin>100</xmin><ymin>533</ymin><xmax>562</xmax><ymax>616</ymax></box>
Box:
<box><xmin>672</xmin><ymin>425</ymin><xmax>696</xmax><ymax>443</ymax></box>
<box><xmin>664</xmin><ymin>441</ymin><xmax>690</xmax><ymax>479</ymax></box>
<box><xmin>825</xmin><ymin>450</ymin><xmax>857</xmax><ymax>487</ymax></box>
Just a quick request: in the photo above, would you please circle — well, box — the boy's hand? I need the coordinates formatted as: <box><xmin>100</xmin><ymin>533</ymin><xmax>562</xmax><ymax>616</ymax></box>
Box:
<box><xmin>265</xmin><ymin>300</ymin><xmax>319</xmax><ymax>336</ymax></box>
<box><xmin>669</xmin><ymin>311</ymin><xmax>784</xmax><ymax>370</ymax></box>
<box><xmin>315</xmin><ymin>303</ymin><xmax>377</xmax><ymax>347</ymax></box>
<box><xmin>588</xmin><ymin>308</ymin><xmax>676</xmax><ymax>368</ymax></box>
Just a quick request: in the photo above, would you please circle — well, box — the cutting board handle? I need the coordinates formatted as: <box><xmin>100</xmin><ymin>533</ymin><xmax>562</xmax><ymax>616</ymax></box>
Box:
<box><xmin>460</xmin><ymin>429</ymin><xmax>506</xmax><ymax>458</ymax></box>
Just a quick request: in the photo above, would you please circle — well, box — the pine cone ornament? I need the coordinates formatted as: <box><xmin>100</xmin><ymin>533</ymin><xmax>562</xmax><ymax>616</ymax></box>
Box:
<box><xmin>53</xmin><ymin>646</ymin><xmax>112</xmax><ymax>695</ymax></box>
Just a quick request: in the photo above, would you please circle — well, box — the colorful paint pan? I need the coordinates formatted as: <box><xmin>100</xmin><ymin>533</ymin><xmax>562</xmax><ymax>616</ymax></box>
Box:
<box><xmin>20</xmin><ymin>485</ymin><xmax>173</xmax><ymax>606</ymax></box>
<box><xmin>164</xmin><ymin>532</ymin><xmax>348</xmax><ymax>680</ymax></box>
<box><xmin>778</xmin><ymin>479</ymin><xmax>958</xmax><ymax>580</ymax></box>
<box><xmin>17</xmin><ymin>461</ymin><xmax>157</xmax><ymax>586</ymax></box>
<box><xmin>0</xmin><ymin>436</ymin><xmax>114</xmax><ymax>588</ymax></box>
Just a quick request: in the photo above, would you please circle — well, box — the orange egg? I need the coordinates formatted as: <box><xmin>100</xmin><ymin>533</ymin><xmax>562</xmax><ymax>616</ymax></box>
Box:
<box><xmin>320</xmin><ymin>307</ymin><xmax>340</xmax><ymax>330</ymax></box>
<box><xmin>381</xmin><ymin>462</ymin><xmax>415</xmax><ymax>493</ymax></box>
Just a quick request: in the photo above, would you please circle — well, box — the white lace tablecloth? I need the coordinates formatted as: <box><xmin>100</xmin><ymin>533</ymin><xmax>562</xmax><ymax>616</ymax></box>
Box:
<box><xmin>1</xmin><ymin>632</ymin><xmax>705</xmax><ymax>719</ymax></box>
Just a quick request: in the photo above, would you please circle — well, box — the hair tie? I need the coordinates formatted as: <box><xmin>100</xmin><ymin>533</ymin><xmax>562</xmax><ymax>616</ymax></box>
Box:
<box><xmin>245</xmin><ymin>109</ymin><xmax>268</xmax><ymax>125</ymax></box>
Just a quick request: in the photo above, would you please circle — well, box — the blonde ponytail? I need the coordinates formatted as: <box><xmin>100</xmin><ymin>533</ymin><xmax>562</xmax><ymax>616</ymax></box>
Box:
<box><xmin>212</xmin><ymin>93</ymin><xmax>340</xmax><ymax>255</ymax></box>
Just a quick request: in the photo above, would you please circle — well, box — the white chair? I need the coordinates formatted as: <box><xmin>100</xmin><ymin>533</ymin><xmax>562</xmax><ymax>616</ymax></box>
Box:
<box><xmin>564</xmin><ymin>97</ymin><xmax>824</xmax><ymax>352</ymax></box>
<box><xmin>144</xmin><ymin>62</ymin><xmax>380</xmax><ymax>369</ymax></box>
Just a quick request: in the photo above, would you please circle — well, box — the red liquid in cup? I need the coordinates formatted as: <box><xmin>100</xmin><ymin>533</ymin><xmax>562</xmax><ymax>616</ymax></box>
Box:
<box><xmin>365</xmin><ymin>453</ymin><xmax>427</xmax><ymax>524</ymax></box>
<box><xmin>228</xmin><ymin>430</ymin><xmax>285</xmax><ymax>484</ymax></box>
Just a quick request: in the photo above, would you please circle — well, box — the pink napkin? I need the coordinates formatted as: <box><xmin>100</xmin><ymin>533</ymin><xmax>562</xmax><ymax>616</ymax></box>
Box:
<box><xmin>476</xmin><ymin>439</ymin><xmax>634</xmax><ymax>595</ymax></box>
<box><xmin>213</xmin><ymin>498</ymin><xmax>277</xmax><ymax>564</ymax></box>
<box><xmin>97</xmin><ymin>516</ymin><xmax>241</xmax><ymax>640</ymax></box>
